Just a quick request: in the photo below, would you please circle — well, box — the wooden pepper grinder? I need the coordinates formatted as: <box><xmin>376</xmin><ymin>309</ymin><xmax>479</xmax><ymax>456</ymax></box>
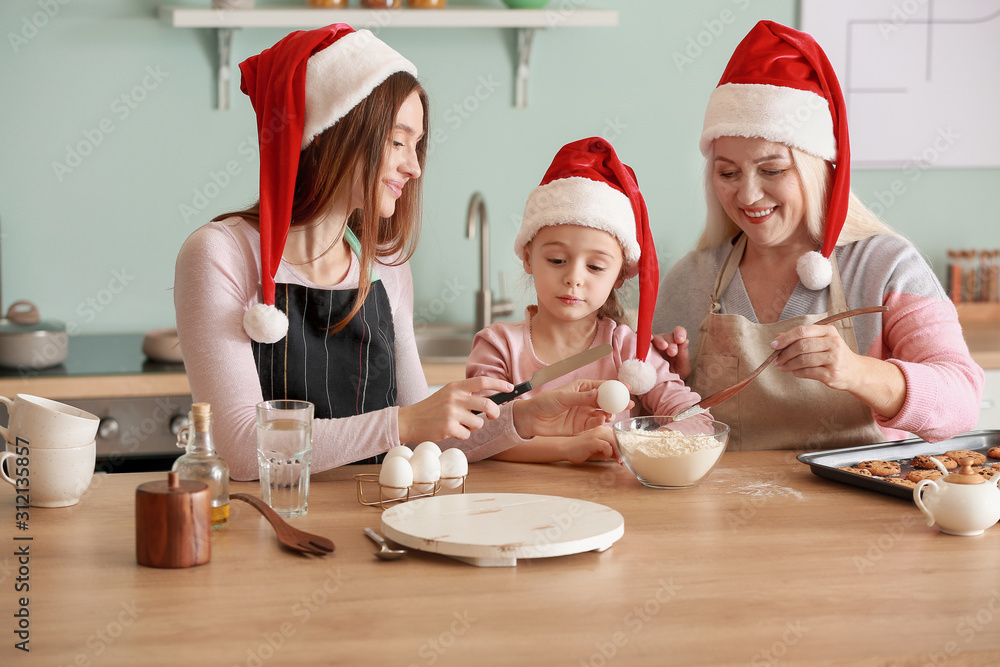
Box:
<box><xmin>136</xmin><ymin>471</ymin><xmax>211</xmax><ymax>568</ymax></box>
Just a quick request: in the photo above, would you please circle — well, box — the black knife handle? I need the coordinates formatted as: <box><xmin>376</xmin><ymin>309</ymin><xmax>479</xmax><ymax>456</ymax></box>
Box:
<box><xmin>471</xmin><ymin>382</ymin><xmax>532</xmax><ymax>414</ymax></box>
<box><xmin>486</xmin><ymin>382</ymin><xmax>531</xmax><ymax>405</ymax></box>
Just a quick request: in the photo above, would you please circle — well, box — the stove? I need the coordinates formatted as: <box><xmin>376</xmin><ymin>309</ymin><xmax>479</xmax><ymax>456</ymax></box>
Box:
<box><xmin>0</xmin><ymin>334</ymin><xmax>192</xmax><ymax>473</ymax></box>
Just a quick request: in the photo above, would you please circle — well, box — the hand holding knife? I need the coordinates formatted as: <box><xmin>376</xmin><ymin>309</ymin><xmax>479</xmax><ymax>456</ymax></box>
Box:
<box><xmin>485</xmin><ymin>343</ymin><xmax>613</xmax><ymax>406</ymax></box>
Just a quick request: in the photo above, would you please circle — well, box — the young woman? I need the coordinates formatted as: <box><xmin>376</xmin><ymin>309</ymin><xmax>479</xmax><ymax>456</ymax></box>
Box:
<box><xmin>652</xmin><ymin>21</ymin><xmax>984</xmax><ymax>451</ymax></box>
<box><xmin>174</xmin><ymin>25</ymin><xmax>610</xmax><ymax>480</ymax></box>
<box><xmin>466</xmin><ymin>138</ymin><xmax>702</xmax><ymax>463</ymax></box>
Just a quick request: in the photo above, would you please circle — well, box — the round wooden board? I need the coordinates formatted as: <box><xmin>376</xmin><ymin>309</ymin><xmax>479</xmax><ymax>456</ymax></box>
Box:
<box><xmin>380</xmin><ymin>492</ymin><xmax>625</xmax><ymax>567</ymax></box>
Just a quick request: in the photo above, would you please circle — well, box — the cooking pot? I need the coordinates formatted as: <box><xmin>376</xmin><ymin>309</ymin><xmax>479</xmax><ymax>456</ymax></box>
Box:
<box><xmin>0</xmin><ymin>300</ymin><xmax>68</xmax><ymax>370</ymax></box>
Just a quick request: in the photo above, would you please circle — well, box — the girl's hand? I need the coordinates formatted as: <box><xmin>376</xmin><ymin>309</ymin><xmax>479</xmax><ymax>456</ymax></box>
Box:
<box><xmin>651</xmin><ymin>326</ymin><xmax>691</xmax><ymax>380</ymax></box>
<box><xmin>770</xmin><ymin>324</ymin><xmax>860</xmax><ymax>391</ymax></box>
<box><xmin>560</xmin><ymin>426</ymin><xmax>617</xmax><ymax>463</ymax></box>
<box><xmin>512</xmin><ymin>380</ymin><xmax>629</xmax><ymax>439</ymax></box>
<box><xmin>398</xmin><ymin>377</ymin><xmax>514</xmax><ymax>443</ymax></box>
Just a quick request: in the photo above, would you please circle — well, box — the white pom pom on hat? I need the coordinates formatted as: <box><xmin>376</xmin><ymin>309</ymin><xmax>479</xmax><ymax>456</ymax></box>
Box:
<box><xmin>701</xmin><ymin>20</ymin><xmax>851</xmax><ymax>291</ymax></box>
<box><xmin>796</xmin><ymin>251</ymin><xmax>834</xmax><ymax>292</ymax></box>
<box><xmin>243</xmin><ymin>304</ymin><xmax>289</xmax><ymax>345</ymax></box>
<box><xmin>237</xmin><ymin>24</ymin><xmax>416</xmax><ymax>343</ymax></box>
<box><xmin>619</xmin><ymin>358</ymin><xmax>657</xmax><ymax>395</ymax></box>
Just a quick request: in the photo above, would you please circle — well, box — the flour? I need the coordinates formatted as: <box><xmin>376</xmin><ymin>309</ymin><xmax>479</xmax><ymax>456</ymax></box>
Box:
<box><xmin>616</xmin><ymin>428</ymin><xmax>725</xmax><ymax>487</ymax></box>
<box><xmin>730</xmin><ymin>481</ymin><xmax>804</xmax><ymax>500</ymax></box>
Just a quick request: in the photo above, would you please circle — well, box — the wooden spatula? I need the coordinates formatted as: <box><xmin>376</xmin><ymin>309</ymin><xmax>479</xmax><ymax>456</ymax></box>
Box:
<box><xmin>672</xmin><ymin>305</ymin><xmax>889</xmax><ymax>421</ymax></box>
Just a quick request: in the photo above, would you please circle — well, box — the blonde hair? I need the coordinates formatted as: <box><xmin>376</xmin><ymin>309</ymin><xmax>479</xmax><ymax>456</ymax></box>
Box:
<box><xmin>697</xmin><ymin>145</ymin><xmax>899</xmax><ymax>251</ymax></box>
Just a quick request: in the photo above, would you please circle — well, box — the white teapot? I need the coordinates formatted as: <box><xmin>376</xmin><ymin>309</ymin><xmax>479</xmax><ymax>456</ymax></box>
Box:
<box><xmin>913</xmin><ymin>458</ymin><xmax>1000</xmax><ymax>536</ymax></box>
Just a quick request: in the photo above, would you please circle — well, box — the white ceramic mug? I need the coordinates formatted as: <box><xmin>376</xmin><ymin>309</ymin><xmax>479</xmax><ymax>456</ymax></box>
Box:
<box><xmin>0</xmin><ymin>394</ymin><xmax>99</xmax><ymax>449</ymax></box>
<box><xmin>1</xmin><ymin>440</ymin><xmax>96</xmax><ymax>507</ymax></box>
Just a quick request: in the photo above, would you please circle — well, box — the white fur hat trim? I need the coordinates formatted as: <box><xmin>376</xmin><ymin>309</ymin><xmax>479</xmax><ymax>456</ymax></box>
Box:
<box><xmin>302</xmin><ymin>30</ymin><xmax>418</xmax><ymax>149</ymax></box>
<box><xmin>244</xmin><ymin>303</ymin><xmax>289</xmax><ymax>344</ymax></box>
<box><xmin>619</xmin><ymin>358</ymin><xmax>656</xmax><ymax>395</ymax></box>
<box><xmin>700</xmin><ymin>83</ymin><xmax>835</xmax><ymax>160</ymax></box>
<box><xmin>796</xmin><ymin>250</ymin><xmax>833</xmax><ymax>291</ymax></box>
<box><xmin>515</xmin><ymin>177</ymin><xmax>640</xmax><ymax>278</ymax></box>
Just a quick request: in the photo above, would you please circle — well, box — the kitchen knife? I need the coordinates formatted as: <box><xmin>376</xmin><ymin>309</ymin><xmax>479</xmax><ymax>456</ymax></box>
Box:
<box><xmin>486</xmin><ymin>343</ymin><xmax>613</xmax><ymax>405</ymax></box>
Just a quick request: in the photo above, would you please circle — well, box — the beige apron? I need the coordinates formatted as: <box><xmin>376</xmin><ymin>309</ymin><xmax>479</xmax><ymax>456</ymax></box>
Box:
<box><xmin>688</xmin><ymin>235</ymin><xmax>885</xmax><ymax>452</ymax></box>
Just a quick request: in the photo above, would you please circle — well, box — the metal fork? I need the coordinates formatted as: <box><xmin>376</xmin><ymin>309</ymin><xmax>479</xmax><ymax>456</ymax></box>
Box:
<box><xmin>673</xmin><ymin>306</ymin><xmax>889</xmax><ymax>421</ymax></box>
<box><xmin>230</xmin><ymin>493</ymin><xmax>335</xmax><ymax>556</ymax></box>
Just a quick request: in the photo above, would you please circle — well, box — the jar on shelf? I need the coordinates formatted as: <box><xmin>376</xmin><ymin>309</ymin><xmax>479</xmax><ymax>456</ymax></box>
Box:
<box><xmin>363</xmin><ymin>0</ymin><xmax>403</xmax><ymax>7</ymax></box>
<box><xmin>307</xmin><ymin>0</ymin><xmax>349</xmax><ymax>7</ymax></box>
<box><xmin>407</xmin><ymin>0</ymin><xmax>447</xmax><ymax>8</ymax></box>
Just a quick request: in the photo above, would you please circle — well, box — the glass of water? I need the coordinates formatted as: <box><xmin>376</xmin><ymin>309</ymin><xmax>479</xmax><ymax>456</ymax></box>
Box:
<box><xmin>255</xmin><ymin>400</ymin><xmax>313</xmax><ymax>518</ymax></box>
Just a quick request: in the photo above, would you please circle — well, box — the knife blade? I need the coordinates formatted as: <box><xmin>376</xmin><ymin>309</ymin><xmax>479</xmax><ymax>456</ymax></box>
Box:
<box><xmin>486</xmin><ymin>343</ymin><xmax>613</xmax><ymax>405</ymax></box>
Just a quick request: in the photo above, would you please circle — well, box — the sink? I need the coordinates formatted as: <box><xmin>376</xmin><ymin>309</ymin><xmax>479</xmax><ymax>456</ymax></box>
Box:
<box><xmin>414</xmin><ymin>323</ymin><xmax>475</xmax><ymax>363</ymax></box>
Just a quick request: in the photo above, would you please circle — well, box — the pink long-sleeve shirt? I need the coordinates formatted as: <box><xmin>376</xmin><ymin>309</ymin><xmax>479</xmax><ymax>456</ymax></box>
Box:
<box><xmin>174</xmin><ymin>218</ymin><xmax>532</xmax><ymax>480</ymax></box>
<box><xmin>466</xmin><ymin>308</ymin><xmax>702</xmax><ymax>442</ymax></box>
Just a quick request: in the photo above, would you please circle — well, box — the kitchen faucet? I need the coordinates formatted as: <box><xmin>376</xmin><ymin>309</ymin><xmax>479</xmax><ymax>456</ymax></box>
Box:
<box><xmin>466</xmin><ymin>192</ymin><xmax>514</xmax><ymax>332</ymax></box>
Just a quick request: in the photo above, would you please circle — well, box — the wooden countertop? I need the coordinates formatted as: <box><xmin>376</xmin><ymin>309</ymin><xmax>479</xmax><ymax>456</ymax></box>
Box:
<box><xmin>5</xmin><ymin>452</ymin><xmax>1000</xmax><ymax>664</ymax></box>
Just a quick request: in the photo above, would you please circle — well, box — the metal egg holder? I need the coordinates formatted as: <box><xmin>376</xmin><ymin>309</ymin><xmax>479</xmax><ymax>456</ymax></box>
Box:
<box><xmin>354</xmin><ymin>472</ymin><xmax>468</xmax><ymax>509</ymax></box>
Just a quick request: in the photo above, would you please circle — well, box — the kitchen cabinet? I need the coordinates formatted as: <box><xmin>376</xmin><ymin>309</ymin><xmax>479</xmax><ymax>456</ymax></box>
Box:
<box><xmin>957</xmin><ymin>305</ymin><xmax>1000</xmax><ymax>429</ymax></box>
<box><xmin>157</xmin><ymin>5</ymin><xmax>618</xmax><ymax>109</ymax></box>
<box><xmin>978</xmin><ymin>369</ymin><xmax>1000</xmax><ymax>430</ymax></box>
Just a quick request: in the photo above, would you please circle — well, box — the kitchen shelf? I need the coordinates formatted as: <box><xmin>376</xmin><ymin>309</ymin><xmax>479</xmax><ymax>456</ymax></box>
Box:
<box><xmin>157</xmin><ymin>6</ymin><xmax>618</xmax><ymax>109</ymax></box>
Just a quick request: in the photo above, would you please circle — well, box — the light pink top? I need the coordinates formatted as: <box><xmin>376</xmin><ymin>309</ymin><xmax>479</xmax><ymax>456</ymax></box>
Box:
<box><xmin>466</xmin><ymin>308</ymin><xmax>702</xmax><ymax>442</ymax></box>
<box><xmin>174</xmin><ymin>218</ymin><xmax>531</xmax><ymax>480</ymax></box>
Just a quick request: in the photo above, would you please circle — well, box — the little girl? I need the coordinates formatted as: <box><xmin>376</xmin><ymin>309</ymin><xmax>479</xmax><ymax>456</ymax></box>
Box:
<box><xmin>466</xmin><ymin>137</ymin><xmax>702</xmax><ymax>463</ymax></box>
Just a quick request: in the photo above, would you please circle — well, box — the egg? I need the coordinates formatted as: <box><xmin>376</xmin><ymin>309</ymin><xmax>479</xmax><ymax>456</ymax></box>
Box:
<box><xmin>378</xmin><ymin>457</ymin><xmax>413</xmax><ymax>498</ymax></box>
<box><xmin>384</xmin><ymin>445</ymin><xmax>413</xmax><ymax>461</ymax></box>
<box><xmin>439</xmin><ymin>448</ymin><xmax>468</xmax><ymax>489</ymax></box>
<box><xmin>598</xmin><ymin>380</ymin><xmax>630</xmax><ymax>415</ymax></box>
<box><xmin>409</xmin><ymin>450</ymin><xmax>441</xmax><ymax>494</ymax></box>
<box><xmin>413</xmin><ymin>441</ymin><xmax>442</xmax><ymax>458</ymax></box>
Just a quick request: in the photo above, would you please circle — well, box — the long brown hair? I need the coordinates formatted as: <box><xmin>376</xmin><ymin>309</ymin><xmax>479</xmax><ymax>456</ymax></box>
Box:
<box><xmin>216</xmin><ymin>71</ymin><xmax>429</xmax><ymax>333</ymax></box>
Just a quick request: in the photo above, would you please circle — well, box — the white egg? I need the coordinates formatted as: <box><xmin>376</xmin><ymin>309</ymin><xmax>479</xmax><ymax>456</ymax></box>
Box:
<box><xmin>378</xmin><ymin>457</ymin><xmax>413</xmax><ymax>499</ymax></box>
<box><xmin>598</xmin><ymin>380</ymin><xmax>630</xmax><ymax>415</ymax></box>
<box><xmin>409</xmin><ymin>450</ymin><xmax>441</xmax><ymax>494</ymax></box>
<box><xmin>413</xmin><ymin>441</ymin><xmax>442</xmax><ymax>458</ymax></box>
<box><xmin>439</xmin><ymin>448</ymin><xmax>468</xmax><ymax>489</ymax></box>
<box><xmin>384</xmin><ymin>445</ymin><xmax>413</xmax><ymax>461</ymax></box>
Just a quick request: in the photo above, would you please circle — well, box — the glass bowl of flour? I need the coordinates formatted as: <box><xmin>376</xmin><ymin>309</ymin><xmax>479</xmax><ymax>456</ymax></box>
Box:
<box><xmin>612</xmin><ymin>416</ymin><xmax>729</xmax><ymax>489</ymax></box>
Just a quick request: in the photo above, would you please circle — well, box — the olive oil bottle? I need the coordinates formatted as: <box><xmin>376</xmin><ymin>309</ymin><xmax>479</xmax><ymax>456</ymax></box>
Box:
<box><xmin>172</xmin><ymin>402</ymin><xmax>230</xmax><ymax>529</ymax></box>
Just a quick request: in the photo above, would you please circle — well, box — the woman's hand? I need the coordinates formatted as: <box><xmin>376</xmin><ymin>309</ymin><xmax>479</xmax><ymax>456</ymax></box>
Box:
<box><xmin>651</xmin><ymin>326</ymin><xmax>691</xmax><ymax>379</ymax></box>
<box><xmin>511</xmin><ymin>379</ymin><xmax>627</xmax><ymax>439</ymax></box>
<box><xmin>398</xmin><ymin>377</ymin><xmax>514</xmax><ymax>443</ymax></box>
<box><xmin>771</xmin><ymin>324</ymin><xmax>906</xmax><ymax>418</ymax></box>
<box><xmin>771</xmin><ymin>324</ymin><xmax>860</xmax><ymax>390</ymax></box>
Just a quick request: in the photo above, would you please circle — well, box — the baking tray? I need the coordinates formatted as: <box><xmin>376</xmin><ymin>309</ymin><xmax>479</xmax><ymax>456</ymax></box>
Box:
<box><xmin>796</xmin><ymin>430</ymin><xmax>1000</xmax><ymax>500</ymax></box>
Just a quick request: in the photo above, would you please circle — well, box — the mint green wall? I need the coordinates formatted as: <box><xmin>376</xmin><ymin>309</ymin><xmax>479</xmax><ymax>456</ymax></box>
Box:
<box><xmin>1</xmin><ymin>0</ymin><xmax>997</xmax><ymax>335</ymax></box>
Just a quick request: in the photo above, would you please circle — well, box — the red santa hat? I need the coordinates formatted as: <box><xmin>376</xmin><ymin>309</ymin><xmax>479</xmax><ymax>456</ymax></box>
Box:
<box><xmin>700</xmin><ymin>20</ymin><xmax>849</xmax><ymax>291</ymax></box>
<box><xmin>238</xmin><ymin>24</ymin><xmax>417</xmax><ymax>343</ymax></box>
<box><xmin>515</xmin><ymin>137</ymin><xmax>659</xmax><ymax>395</ymax></box>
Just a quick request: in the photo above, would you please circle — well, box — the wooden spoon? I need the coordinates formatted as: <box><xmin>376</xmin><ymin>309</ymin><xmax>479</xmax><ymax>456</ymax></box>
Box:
<box><xmin>230</xmin><ymin>493</ymin><xmax>335</xmax><ymax>556</ymax></box>
<box><xmin>673</xmin><ymin>305</ymin><xmax>889</xmax><ymax>421</ymax></box>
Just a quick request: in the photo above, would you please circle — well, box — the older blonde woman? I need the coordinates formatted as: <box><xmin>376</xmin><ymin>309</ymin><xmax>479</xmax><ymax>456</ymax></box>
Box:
<box><xmin>652</xmin><ymin>20</ymin><xmax>983</xmax><ymax>452</ymax></box>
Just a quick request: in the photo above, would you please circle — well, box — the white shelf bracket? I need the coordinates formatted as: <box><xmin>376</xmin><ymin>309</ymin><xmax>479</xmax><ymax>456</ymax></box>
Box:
<box><xmin>216</xmin><ymin>27</ymin><xmax>234</xmax><ymax>111</ymax></box>
<box><xmin>515</xmin><ymin>27</ymin><xmax>534</xmax><ymax>110</ymax></box>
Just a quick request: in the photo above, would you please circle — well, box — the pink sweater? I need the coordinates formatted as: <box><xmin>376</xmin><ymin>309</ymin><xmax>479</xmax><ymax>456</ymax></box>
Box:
<box><xmin>466</xmin><ymin>309</ymin><xmax>701</xmax><ymax>441</ymax></box>
<box><xmin>652</xmin><ymin>234</ymin><xmax>985</xmax><ymax>443</ymax></box>
<box><xmin>174</xmin><ymin>218</ymin><xmax>532</xmax><ymax>480</ymax></box>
